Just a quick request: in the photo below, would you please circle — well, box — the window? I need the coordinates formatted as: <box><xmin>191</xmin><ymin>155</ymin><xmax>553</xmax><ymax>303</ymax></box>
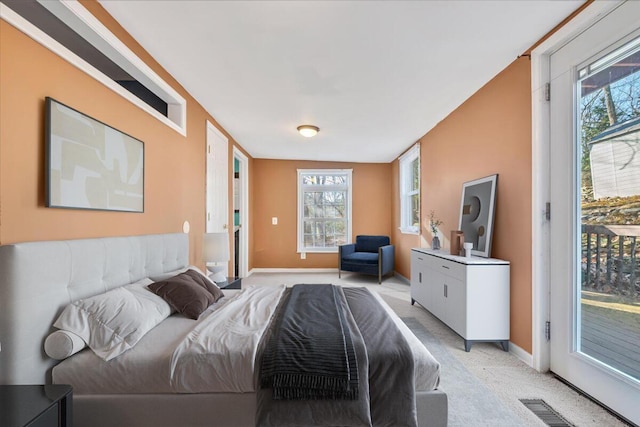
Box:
<box><xmin>1</xmin><ymin>0</ymin><xmax>187</xmax><ymax>135</ymax></box>
<box><xmin>399</xmin><ymin>143</ymin><xmax>420</xmax><ymax>234</ymax></box>
<box><xmin>297</xmin><ymin>169</ymin><xmax>352</xmax><ymax>253</ymax></box>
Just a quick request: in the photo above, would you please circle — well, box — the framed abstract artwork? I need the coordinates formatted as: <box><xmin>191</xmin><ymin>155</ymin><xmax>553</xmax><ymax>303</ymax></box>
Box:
<box><xmin>458</xmin><ymin>174</ymin><xmax>498</xmax><ymax>258</ymax></box>
<box><xmin>45</xmin><ymin>97</ymin><xmax>144</xmax><ymax>212</ymax></box>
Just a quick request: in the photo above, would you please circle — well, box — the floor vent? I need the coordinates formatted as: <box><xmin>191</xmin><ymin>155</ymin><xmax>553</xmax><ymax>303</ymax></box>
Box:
<box><xmin>520</xmin><ymin>399</ymin><xmax>574</xmax><ymax>427</ymax></box>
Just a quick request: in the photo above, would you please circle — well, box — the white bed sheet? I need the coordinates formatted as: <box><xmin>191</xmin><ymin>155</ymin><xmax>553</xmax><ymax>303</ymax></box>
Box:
<box><xmin>52</xmin><ymin>289</ymin><xmax>243</xmax><ymax>394</ymax></box>
<box><xmin>53</xmin><ymin>286</ymin><xmax>440</xmax><ymax>395</ymax></box>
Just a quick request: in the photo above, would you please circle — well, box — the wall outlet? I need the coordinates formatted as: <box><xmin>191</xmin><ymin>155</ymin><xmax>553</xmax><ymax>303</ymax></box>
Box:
<box><xmin>272</xmin><ymin>217</ymin><xmax>278</xmax><ymax>225</ymax></box>
<box><xmin>300</xmin><ymin>252</ymin><xmax>306</xmax><ymax>259</ymax></box>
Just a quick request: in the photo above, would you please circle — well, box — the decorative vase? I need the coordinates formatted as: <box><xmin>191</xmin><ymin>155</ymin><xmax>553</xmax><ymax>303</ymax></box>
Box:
<box><xmin>432</xmin><ymin>236</ymin><xmax>441</xmax><ymax>250</ymax></box>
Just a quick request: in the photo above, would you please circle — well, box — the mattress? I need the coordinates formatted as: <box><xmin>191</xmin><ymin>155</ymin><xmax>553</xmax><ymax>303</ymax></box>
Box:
<box><xmin>52</xmin><ymin>289</ymin><xmax>243</xmax><ymax>394</ymax></box>
<box><xmin>53</xmin><ymin>286</ymin><xmax>440</xmax><ymax>395</ymax></box>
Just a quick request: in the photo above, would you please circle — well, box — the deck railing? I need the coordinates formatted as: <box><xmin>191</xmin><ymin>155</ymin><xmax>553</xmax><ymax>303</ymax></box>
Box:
<box><xmin>582</xmin><ymin>224</ymin><xmax>640</xmax><ymax>297</ymax></box>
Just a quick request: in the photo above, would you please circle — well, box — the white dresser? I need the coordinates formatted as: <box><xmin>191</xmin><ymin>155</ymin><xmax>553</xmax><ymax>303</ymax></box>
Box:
<box><xmin>411</xmin><ymin>248</ymin><xmax>510</xmax><ymax>352</ymax></box>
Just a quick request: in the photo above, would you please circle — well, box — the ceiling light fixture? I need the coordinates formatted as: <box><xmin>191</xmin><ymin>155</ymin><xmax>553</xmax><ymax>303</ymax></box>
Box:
<box><xmin>297</xmin><ymin>125</ymin><xmax>319</xmax><ymax>138</ymax></box>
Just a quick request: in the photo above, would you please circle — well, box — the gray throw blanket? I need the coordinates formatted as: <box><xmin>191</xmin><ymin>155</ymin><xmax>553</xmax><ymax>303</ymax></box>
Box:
<box><xmin>344</xmin><ymin>287</ymin><xmax>417</xmax><ymax>427</ymax></box>
<box><xmin>260</xmin><ymin>284</ymin><xmax>358</xmax><ymax>400</ymax></box>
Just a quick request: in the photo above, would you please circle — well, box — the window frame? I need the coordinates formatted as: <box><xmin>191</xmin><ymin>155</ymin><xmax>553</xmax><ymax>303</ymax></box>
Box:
<box><xmin>399</xmin><ymin>143</ymin><xmax>420</xmax><ymax>234</ymax></box>
<box><xmin>0</xmin><ymin>1</ymin><xmax>187</xmax><ymax>136</ymax></box>
<box><xmin>297</xmin><ymin>169</ymin><xmax>353</xmax><ymax>254</ymax></box>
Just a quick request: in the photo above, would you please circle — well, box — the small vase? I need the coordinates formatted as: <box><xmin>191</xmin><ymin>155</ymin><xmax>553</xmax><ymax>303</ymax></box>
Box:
<box><xmin>432</xmin><ymin>236</ymin><xmax>441</xmax><ymax>250</ymax></box>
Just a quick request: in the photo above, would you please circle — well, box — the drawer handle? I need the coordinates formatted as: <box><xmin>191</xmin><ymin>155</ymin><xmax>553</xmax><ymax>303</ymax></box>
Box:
<box><xmin>418</xmin><ymin>257</ymin><xmax>423</xmax><ymax>261</ymax></box>
<box><xmin>441</xmin><ymin>265</ymin><xmax>450</xmax><ymax>269</ymax></box>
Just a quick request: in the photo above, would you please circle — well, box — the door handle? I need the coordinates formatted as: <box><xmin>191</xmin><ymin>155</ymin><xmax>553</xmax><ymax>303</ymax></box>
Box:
<box><xmin>444</xmin><ymin>284</ymin><xmax>448</xmax><ymax>298</ymax></box>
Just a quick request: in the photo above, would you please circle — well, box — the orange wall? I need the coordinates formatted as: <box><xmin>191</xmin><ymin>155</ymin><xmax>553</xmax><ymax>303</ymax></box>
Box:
<box><xmin>392</xmin><ymin>57</ymin><xmax>533</xmax><ymax>352</ymax></box>
<box><xmin>0</xmin><ymin>2</ymin><xmax>249</xmax><ymax>270</ymax></box>
<box><xmin>252</xmin><ymin>160</ymin><xmax>392</xmax><ymax>268</ymax></box>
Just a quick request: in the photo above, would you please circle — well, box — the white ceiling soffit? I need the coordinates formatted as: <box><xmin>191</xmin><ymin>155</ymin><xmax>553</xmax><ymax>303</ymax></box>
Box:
<box><xmin>99</xmin><ymin>0</ymin><xmax>584</xmax><ymax>163</ymax></box>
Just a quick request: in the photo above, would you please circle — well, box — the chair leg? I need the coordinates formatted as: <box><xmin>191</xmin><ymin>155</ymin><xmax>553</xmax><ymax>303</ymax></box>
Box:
<box><xmin>339</xmin><ymin>269</ymin><xmax>341</xmax><ymax>278</ymax></box>
<box><xmin>378</xmin><ymin>249</ymin><xmax>383</xmax><ymax>284</ymax></box>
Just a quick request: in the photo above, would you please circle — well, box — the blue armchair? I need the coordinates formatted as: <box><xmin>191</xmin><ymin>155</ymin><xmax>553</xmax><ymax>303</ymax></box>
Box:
<box><xmin>338</xmin><ymin>235</ymin><xmax>395</xmax><ymax>283</ymax></box>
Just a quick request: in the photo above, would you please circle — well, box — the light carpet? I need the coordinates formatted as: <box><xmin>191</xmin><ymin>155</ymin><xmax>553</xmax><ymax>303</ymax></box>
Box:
<box><xmin>242</xmin><ymin>272</ymin><xmax>630</xmax><ymax>426</ymax></box>
<box><xmin>402</xmin><ymin>316</ymin><xmax>524</xmax><ymax>426</ymax></box>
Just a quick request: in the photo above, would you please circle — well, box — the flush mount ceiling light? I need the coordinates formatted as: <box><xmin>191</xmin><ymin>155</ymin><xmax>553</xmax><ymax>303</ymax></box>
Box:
<box><xmin>297</xmin><ymin>125</ymin><xmax>319</xmax><ymax>138</ymax></box>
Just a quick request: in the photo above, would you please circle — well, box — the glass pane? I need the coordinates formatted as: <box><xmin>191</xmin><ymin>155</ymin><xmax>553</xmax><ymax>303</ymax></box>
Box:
<box><xmin>302</xmin><ymin>174</ymin><xmax>347</xmax><ymax>186</ymax></box>
<box><xmin>410</xmin><ymin>157</ymin><xmax>420</xmax><ymax>191</ymax></box>
<box><xmin>411</xmin><ymin>194</ymin><xmax>420</xmax><ymax>228</ymax></box>
<box><xmin>304</xmin><ymin>233</ymin><xmax>315</xmax><ymax>247</ymax></box>
<box><xmin>334</xmin><ymin>234</ymin><xmax>347</xmax><ymax>246</ymax></box>
<box><xmin>301</xmin><ymin>185</ymin><xmax>347</xmax><ymax>249</ymax></box>
<box><xmin>578</xmin><ymin>39</ymin><xmax>640</xmax><ymax>381</ymax></box>
<box><xmin>302</xmin><ymin>175</ymin><xmax>318</xmax><ymax>185</ymax></box>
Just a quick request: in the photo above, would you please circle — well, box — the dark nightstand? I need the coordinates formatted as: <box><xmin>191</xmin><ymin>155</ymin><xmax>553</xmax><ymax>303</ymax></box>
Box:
<box><xmin>218</xmin><ymin>276</ymin><xmax>242</xmax><ymax>290</ymax></box>
<box><xmin>0</xmin><ymin>385</ymin><xmax>72</xmax><ymax>427</ymax></box>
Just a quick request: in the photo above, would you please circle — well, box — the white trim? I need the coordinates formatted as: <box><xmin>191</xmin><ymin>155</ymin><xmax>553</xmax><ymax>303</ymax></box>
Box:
<box><xmin>249</xmin><ymin>268</ymin><xmax>338</xmax><ymax>274</ymax></box>
<box><xmin>509</xmin><ymin>341</ymin><xmax>534</xmax><ymax>368</ymax></box>
<box><xmin>297</xmin><ymin>169</ymin><xmax>353</xmax><ymax>253</ymax></box>
<box><xmin>398</xmin><ymin>227</ymin><xmax>420</xmax><ymax>236</ymax></box>
<box><xmin>301</xmin><ymin>249</ymin><xmax>340</xmax><ymax>254</ymax></box>
<box><xmin>233</xmin><ymin>147</ymin><xmax>250</xmax><ymax>278</ymax></box>
<box><xmin>530</xmin><ymin>47</ymin><xmax>551</xmax><ymax>372</ymax></box>
<box><xmin>205</xmin><ymin>120</ymin><xmax>229</xmax><ymax>235</ymax></box>
<box><xmin>530</xmin><ymin>0</ymin><xmax>623</xmax><ymax>373</ymax></box>
<box><xmin>0</xmin><ymin>1</ymin><xmax>187</xmax><ymax>136</ymax></box>
<box><xmin>399</xmin><ymin>143</ymin><xmax>420</xmax><ymax>234</ymax></box>
<box><xmin>206</xmin><ymin>120</ymin><xmax>228</xmax><ymax>143</ymax></box>
<box><xmin>393</xmin><ymin>272</ymin><xmax>410</xmax><ymax>285</ymax></box>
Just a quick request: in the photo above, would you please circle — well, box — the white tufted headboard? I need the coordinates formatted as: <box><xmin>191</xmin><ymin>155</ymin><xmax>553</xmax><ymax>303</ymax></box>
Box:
<box><xmin>0</xmin><ymin>233</ymin><xmax>188</xmax><ymax>385</ymax></box>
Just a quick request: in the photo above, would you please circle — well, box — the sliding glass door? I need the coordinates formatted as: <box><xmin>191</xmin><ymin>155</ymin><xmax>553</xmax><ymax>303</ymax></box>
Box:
<box><xmin>548</xmin><ymin>2</ymin><xmax>640</xmax><ymax>424</ymax></box>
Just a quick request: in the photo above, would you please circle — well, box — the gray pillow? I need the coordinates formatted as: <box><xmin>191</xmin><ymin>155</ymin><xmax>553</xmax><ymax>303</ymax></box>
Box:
<box><xmin>148</xmin><ymin>272</ymin><xmax>220</xmax><ymax>320</ymax></box>
<box><xmin>183</xmin><ymin>269</ymin><xmax>224</xmax><ymax>301</ymax></box>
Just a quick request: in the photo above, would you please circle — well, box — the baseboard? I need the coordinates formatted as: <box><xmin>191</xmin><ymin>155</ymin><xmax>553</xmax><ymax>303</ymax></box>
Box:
<box><xmin>509</xmin><ymin>341</ymin><xmax>533</xmax><ymax>367</ymax></box>
<box><xmin>248</xmin><ymin>268</ymin><xmax>338</xmax><ymax>275</ymax></box>
<box><xmin>394</xmin><ymin>271</ymin><xmax>410</xmax><ymax>284</ymax></box>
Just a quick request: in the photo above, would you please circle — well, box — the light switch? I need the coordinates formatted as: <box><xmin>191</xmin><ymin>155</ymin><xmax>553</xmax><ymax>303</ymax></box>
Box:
<box><xmin>272</xmin><ymin>217</ymin><xmax>278</xmax><ymax>225</ymax></box>
<box><xmin>301</xmin><ymin>252</ymin><xmax>306</xmax><ymax>259</ymax></box>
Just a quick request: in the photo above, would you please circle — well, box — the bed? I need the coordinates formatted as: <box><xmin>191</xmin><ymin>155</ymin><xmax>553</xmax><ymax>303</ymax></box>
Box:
<box><xmin>0</xmin><ymin>233</ymin><xmax>447</xmax><ymax>426</ymax></box>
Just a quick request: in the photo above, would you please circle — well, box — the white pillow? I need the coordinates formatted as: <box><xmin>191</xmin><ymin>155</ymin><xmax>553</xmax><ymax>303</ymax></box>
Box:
<box><xmin>53</xmin><ymin>278</ymin><xmax>171</xmax><ymax>361</ymax></box>
<box><xmin>44</xmin><ymin>330</ymin><xmax>86</xmax><ymax>360</ymax></box>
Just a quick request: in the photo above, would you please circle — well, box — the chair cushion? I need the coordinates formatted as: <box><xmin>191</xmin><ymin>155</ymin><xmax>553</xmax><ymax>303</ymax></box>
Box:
<box><xmin>355</xmin><ymin>235</ymin><xmax>390</xmax><ymax>253</ymax></box>
<box><xmin>343</xmin><ymin>252</ymin><xmax>379</xmax><ymax>265</ymax></box>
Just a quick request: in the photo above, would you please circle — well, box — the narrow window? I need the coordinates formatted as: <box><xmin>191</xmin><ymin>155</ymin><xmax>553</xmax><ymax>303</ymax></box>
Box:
<box><xmin>297</xmin><ymin>169</ymin><xmax>352</xmax><ymax>253</ymax></box>
<box><xmin>1</xmin><ymin>0</ymin><xmax>187</xmax><ymax>135</ymax></box>
<box><xmin>399</xmin><ymin>143</ymin><xmax>420</xmax><ymax>234</ymax></box>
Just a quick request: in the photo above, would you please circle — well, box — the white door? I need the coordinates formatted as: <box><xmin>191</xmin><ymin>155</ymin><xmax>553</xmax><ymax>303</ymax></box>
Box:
<box><xmin>206</xmin><ymin>121</ymin><xmax>229</xmax><ymax>276</ymax></box>
<box><xmin>549</xmin><ymin>2</ymin><xmax>640</xmax><ymax>424</ymax></box>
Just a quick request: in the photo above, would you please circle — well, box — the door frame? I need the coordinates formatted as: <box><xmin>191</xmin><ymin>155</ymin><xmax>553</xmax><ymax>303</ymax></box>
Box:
<box><xmin>205</xmin><ymin>120</ymin><xmax>229</xmax><ymax>276</ymax></box>
<box><xmin>530</xmin><ymin>1</ymin><xmax>623</xmax><ymax>372</ymax></box>
<box><xmin>233</xmin><ymin>146</ymin><xmax>249</xmax><ymax>278</ymax></box>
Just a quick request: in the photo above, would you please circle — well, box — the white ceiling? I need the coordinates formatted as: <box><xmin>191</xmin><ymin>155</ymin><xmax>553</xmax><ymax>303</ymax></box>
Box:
<box><xmin>99</xmin><ymin>0</ymin><xmax>583</xmax><ymax>163</ymax></box>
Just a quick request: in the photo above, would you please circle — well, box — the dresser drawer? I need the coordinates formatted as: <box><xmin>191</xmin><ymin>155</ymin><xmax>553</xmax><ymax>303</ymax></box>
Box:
<box><xmin>428</xmin><ymin>256</ymin><xmax>465</xmax><ymax>281</ymax></box>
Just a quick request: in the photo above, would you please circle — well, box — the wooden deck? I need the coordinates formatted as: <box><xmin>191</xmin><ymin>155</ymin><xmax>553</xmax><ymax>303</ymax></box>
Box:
<box><xmin>580</xmin><ymin>301</ymin><xmax>640</xmax><ymax>380</ymax></box>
